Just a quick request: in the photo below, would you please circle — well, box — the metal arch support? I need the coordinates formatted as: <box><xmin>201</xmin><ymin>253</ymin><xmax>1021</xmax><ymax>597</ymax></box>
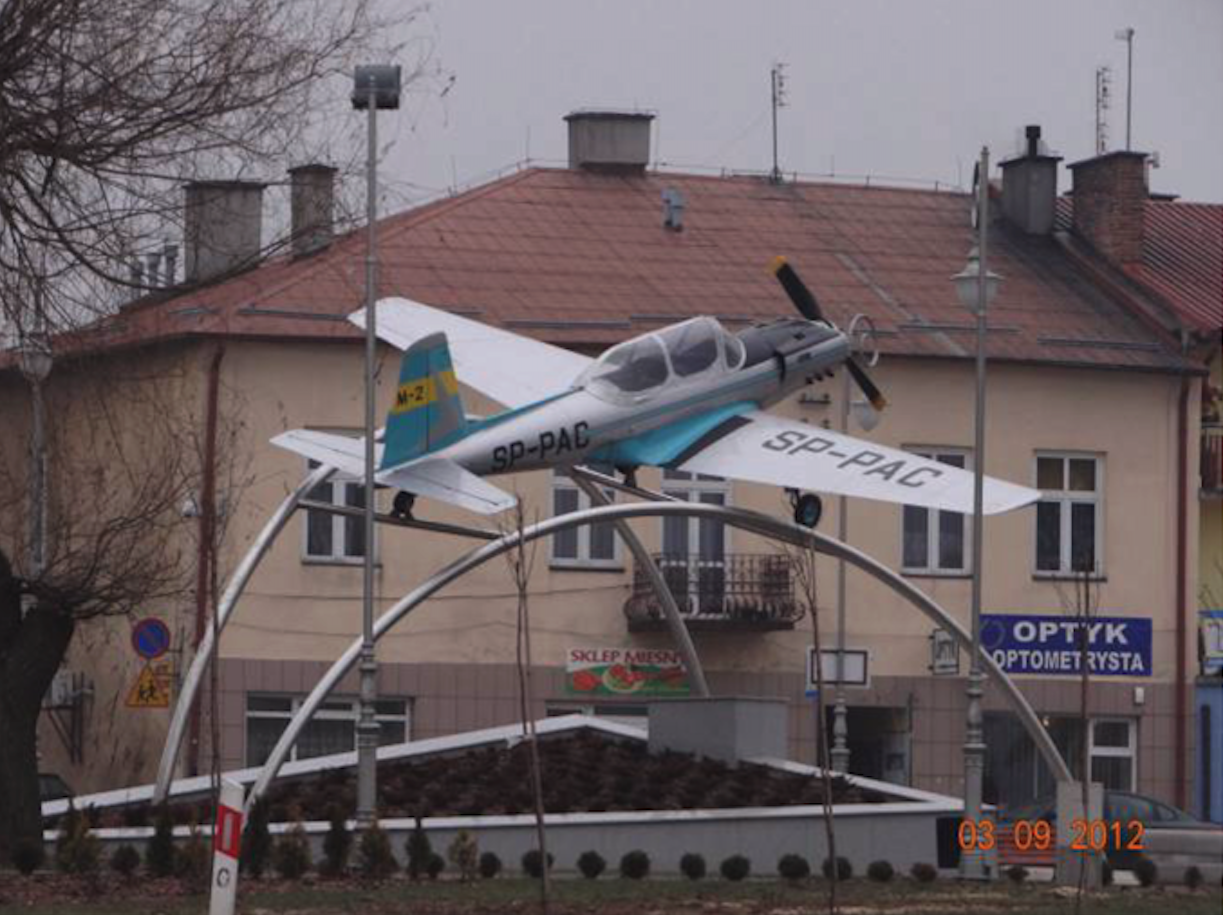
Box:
<box><xmin>246</xmin><ymin>501</ymin><xmax>1071</xmax><ymax>811</ymax></box>
<box><xmin>153</xmin><ymin>463</ymin><xmax>338</xmax><ymax>805</ymax></box>
<box><xmin>566</xmin><ymin>471</ymin><xmax>709</xmax><ymax>697</ymax></box>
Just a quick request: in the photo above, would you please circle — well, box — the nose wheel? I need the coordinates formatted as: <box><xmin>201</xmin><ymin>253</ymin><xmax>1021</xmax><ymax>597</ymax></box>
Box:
<box><xmin>391</xmin><ymin>491</ymin><xmax>416</xmax><ymax>520</ymax></box>
<box><xmin>787</xmin><ymin>489</ymin><xmax>823</xmax><ymax>529</ymax></box>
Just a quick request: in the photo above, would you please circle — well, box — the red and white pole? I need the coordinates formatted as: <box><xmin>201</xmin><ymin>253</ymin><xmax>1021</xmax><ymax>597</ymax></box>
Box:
<box><xmin>209</xmin><ymin>779</ymin><xmax>244</xmax><ymax>915</ymax></box>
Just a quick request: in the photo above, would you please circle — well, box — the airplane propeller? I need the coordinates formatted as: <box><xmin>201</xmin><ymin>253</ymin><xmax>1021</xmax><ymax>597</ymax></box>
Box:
<box><xmin>769</xmin><ymin>256</ymin><xmax>888</xmax><ymax>411</ymax></box>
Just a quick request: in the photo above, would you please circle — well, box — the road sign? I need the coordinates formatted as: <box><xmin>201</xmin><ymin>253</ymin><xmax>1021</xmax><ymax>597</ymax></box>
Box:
<box><xmin>126</xmin><ymin>665</ymin><xmax>171</xmax><ymax>708</ymax></box>
<box><xmin>132</xmin><ymin>617</ymin><xmax>172</xmax><ymax>660</ymax></box>
<box><xmin>209</xmin><ymin>779</ymin><xmax>244</xmax><ymax>915</ymax></box>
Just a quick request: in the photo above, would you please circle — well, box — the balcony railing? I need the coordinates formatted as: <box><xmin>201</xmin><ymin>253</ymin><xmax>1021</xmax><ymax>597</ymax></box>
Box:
<box><xmin>623</xmin><ymin>553</ymin><xmax>804</xmax><ymax>631</ymax></box>
<box><xmin>1203</xmin><ymin>422</ymin><xmax>1223</xmax><ymax>495</ymax></box>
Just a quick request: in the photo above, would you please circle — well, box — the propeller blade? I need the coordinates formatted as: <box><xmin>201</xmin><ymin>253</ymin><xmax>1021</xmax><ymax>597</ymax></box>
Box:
<box><xmin>769</xmin><ymin>256</ymin><xmax>824</xmax><ymax>323</ymax></box>
<box><xmin>846</xmin><ymin>358</ymin><xmax>887</xmax><ymax>411</ymax></box>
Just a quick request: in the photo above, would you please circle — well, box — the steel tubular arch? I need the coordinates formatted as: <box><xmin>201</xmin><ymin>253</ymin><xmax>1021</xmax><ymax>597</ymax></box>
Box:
<box><xmin>246</xmin><ymin>501</ymin><xmax>1071</xmax><ymax>810</ymax></box>
<box><xmin>153</xmin><ymin>463</ymin><xmax>338</xmax><ymax>804</ymax></box>
<box><xmin>567</xmin><ymin>472</ymin><xmax>710</xmax><ymax>697</ymax></box>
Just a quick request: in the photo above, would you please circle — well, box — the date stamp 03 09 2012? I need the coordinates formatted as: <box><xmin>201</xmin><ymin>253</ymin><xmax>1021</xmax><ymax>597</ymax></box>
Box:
<box><xmin>958</xmin><ymin>819</ymin><xmax>1146</xmax><ymax>853</ymax></box>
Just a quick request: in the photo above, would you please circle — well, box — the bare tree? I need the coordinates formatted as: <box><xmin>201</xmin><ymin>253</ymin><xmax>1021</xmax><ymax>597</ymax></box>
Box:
<box><xmin>0</xmin><ymin>0</ymin><xmax>432</xmax><ymax>853</ymax></box>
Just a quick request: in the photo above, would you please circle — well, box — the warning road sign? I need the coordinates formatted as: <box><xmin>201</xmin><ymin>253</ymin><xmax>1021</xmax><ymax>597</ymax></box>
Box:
<box><xmin>126</xmin><ymin>665</ymin><xmax>171</xmax><ymax>708</ymax></box>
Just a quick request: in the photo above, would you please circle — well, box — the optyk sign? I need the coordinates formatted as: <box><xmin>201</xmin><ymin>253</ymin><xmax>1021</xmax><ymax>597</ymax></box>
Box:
<box><xmin>981</xmin><ymin>614</ymin><xmax>1152</xmax><ymax>677</ymax></box>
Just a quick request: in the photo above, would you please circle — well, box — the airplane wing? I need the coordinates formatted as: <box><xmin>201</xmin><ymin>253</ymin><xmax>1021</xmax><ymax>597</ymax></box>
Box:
<box><xmin>379</xmin><ymin>457</ymin><xmax>516</xmax><ymax>516</ymax></box>
<box><xmin>350</xmin><ymin>297</ymin><xmax>593</xmax><ymax>410</ymax></box>
<box><xmin>271</xmin><ymin>430</ymin><xmax>514</xmax><ymax>515</ymax></box>
<box><xmin>675</xmin><ymin>412</ymin><xmax>1039</xmax><ymax>515</ymax></box>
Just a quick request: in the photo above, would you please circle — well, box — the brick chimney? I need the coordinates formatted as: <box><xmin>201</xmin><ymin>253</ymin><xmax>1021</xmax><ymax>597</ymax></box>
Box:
<box><xmin>1067</xmin><ymin>150</ymin><xmax>1147</xmax><ymax>265</ymax></box>
<box><xmin>1000</xmin><ymin>125</ymin><xmax>1062</xmax><ymax>235</ymax></box>
<box><xmin>288</xmin><ymin>164</ymin><xmax>337</xmax><ymax>258</ymax></box>
<box><xmin>183</xmin><ymin>180</ymin><xmax>266</xmax><ymax>283</ymax></box>
<box><xmin>565</xmin><ymin>110</ymin><xmax>654</xmax><ymax>175</ymax></box>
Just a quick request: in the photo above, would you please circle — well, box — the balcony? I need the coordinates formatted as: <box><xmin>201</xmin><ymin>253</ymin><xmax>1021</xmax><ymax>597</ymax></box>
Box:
<box><xmin>1204</xmin><ymin>422</ymin><xmax>1223</xmax><ymax>496</ymax></box>
<box><xmin>623</xmin><ymin>553</ymin><xmax>803</xmax><ymax>631</ymax></box>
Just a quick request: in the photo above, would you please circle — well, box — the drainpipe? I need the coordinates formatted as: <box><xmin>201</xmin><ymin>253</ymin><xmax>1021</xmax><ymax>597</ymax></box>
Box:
<box><xmin>1175</xmin><ymin>376</ymin><xmax>1189</xmax><ymax>809</ymax></box>
<box><xmin>187</xmin><ymin>345</ymin><xmax>225</xmax><ymax>777</ymax></box>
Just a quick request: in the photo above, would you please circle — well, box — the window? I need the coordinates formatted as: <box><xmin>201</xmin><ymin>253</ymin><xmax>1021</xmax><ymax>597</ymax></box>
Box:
<box><xmin>550</xmin><ymin>472</ymin><xmax>619</xmax><ymax>568</ymax></box>
<box><xmin>902</xmin><ymin>449</ymin><xmax>970</xmax><ymax>574</ymax></box>
<box><xmin>1035</xmin><ymin>453</ymin><xmax>1103</xmax><ymax>576</ymax></box>
<box><xmin>303</xmin><ymin>459</ymin><xmax>372</xmax><ymax>563</ymax></box>
<box><xmin>660</xmin><ymin>470</ymin><xmax>729</xmax><ymax>613</ymax></box>
<box><xmin>983</xmin><ymin>713</ymin><xmax>1135</xmax><ymax>808</ymax></box>
<box><xmin>245</xmin><ymin>694</ymin><xmax>410</xmax><ymax>767</ymax></box>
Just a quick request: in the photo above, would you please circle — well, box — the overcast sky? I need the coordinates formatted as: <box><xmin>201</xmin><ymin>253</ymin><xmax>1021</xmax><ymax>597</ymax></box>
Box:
<box><xmin>372</xmin><ymin>0</ymin><xmax>1222</xmax><ymax>208</ymax></box>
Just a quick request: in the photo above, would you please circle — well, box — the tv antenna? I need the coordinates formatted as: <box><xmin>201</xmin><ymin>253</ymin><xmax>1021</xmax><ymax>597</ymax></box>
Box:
<box><xmin>1095</xmin><ymin>65</ymin><xmax>1112</xmax><ymax>155</ymax></box>
<box><xmin>770</xmin><ymin>62</ymin><xmax>788</xmax><ymax>183</ymax></box>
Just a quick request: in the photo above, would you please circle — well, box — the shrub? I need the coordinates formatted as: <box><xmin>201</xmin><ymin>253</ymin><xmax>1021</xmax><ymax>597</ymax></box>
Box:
<box><xmin>1133</xmin><ymin>854</ymin><xmax>1158</xmax><ymax>888</ymax></box>
<box><xmin>680</xmin><ymin>852</ymin><xmax>706</xmax><ymax>881</ymax></box>
<box><xmin>521</xmin><ymin>848</ymin><xmax>554</xmax><ymax>878</ymax></box>
<box><xmin>110</xmin><ymin>844</ymin><xmax>141</xmax><ymax>881</ymax></box>
<box><xmin>1184</xmin><ymin>865</ymin><xmax>1203</xmax><ymax>890</ymax></box>
<box><xmin>11</xmin><ymin>838</ymin><xmax>45</xmax><ymax>875</ymax></box>
<box><xmin>426</xmin><ymin>852</ymin><xmax>445</xmax><ymax>880</ymax></box>
<box><xmin>405</xmin><ymin>817</ymin><xmax>433</xmax><ymax>881</ymax></box>
<box><xmin>176</xmin><ymin>827</ymin><xmax>211</xmax><ymax>893</ymax></box>
<box><xmin>910</xmin><ymin>861</ymin><xmax>937</xmax><ymax>884</ymax></box>
<box><xmin>777</xmin><ymin>853</ymin><xmax>810</xmax><ymax>882</ymax></box>
<box><xmin>577</xmin><ymin>850</ymin><xmax>606</xmax><ymax>880</ymax></box>
<box><xmin>447</xmin><ymin>830</ymin><xmax>479</xmax><ymax>882</ymax></box>
<box><xmin>478</xmin><ymin>851</ymin><xmax>502</xmax><ymax>880</ymax></box>
<box><xmin>55</xmin><ymin>803</ymin><xmax>100</xmax><ymax>875</ymax></box>
<box><xmin>1005</xmin><ymin>864</ymin><xmax>1028</xmax><ymax>884</ymax></box>
<box><xmin>147</xmin><ymin>805</ymin><xmax>177</xmax><ymax>878</ymax></box>
<box><xmin>320</xmin><ymin>807</ymin><xmax>352</xmax><ymax>877</ymax></box>
<box><xmin>720</xmin><ymin>854</ymin><xmax>751</xmax><ymax>882</ymax></box>
<box><xmin>822</xmin><ymin>855</ymin><xmax>852</xmax><ymax>881</ymax></box>
<box><xmin>273</xmin><ymin>822</ymin><xmax>312</xmax><ymax>879</ymax></box>
<box><xmin>241</xmin><ymin>799</ymin><xmax>272</xmax><ymax>879</ymax></box>
<box><xmin>867</xmin><ymin>859</ymin><xmax>894</xmax><ymax>883</ymax></box>
<box><xmin>619</xmin><ymin>850</ymin><xmax>650</xmax><ymax>880</ymax></box>
<box><xmin>356</xmin><ymin>823</ymin><xmax>397</xmax><ymax>882</ymax></box>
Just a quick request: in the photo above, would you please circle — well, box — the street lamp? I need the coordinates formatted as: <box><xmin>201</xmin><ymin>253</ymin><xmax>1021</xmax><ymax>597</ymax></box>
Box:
<box><xmin>351</xmin><ymin>63</ymin><xmax>400</xmax><ymax>829</ymax></box>
<box><xmin>952</xmin><ymin>147</ymin><xmax>1001</xmax><ymax>881</ymax></box>
<box><xmin>18</xmin><ymin>327</ymin><xmax>53</xmax><ymax>581</ymax></box>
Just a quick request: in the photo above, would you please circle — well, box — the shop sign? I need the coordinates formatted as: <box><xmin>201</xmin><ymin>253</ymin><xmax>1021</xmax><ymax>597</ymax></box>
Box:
<box><xmin>1201</xmin><ymin>610</ymin><xmax>1223</xmax><ymax>675</ymax></box>
<box><xmin>981</xmin><ymin>613</ymin><xmax>1151</xmax><ymax>677</ymax></box>
<box><xmin>565</xmin><ymin>647</ymin><xmax>690</xmax><ymax>696</ymax></box>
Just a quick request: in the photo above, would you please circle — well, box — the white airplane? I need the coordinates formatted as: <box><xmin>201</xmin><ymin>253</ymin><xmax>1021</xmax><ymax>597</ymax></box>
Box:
<box><xmin>272</xmin><ymin>258</ymin><xmax>1039</xmax><ymax>522</ymax></box>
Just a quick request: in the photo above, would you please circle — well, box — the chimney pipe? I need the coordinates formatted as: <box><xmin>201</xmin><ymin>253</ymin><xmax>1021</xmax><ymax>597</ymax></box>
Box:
<box><xmin>183</xmin><ymin>180</ymin><xmax>266</xmax><ymax>284</ymax></box>
<box><xmin>1000</xmin><ymin>124</ymin><xmax>1061</xmax><ymax>235</ymax></box>
<box><xmin>1025</xmin><ymin>124</ymin><xmax>1041</xmax><ymax>158</ymax></box>
<box><xmin>1067</xmin><ymin>150</ymin><xmax>1147</xmax><ymax>264</ymax></box>
<box><xmin>565</xmin><ymin>110</ymin><xmax>654</xmax><ymax>175</ymax></box>
<box><xmin>288</xmin><ymin>164</ymin><xmax>337</xmax><ymax>257</ymax></box>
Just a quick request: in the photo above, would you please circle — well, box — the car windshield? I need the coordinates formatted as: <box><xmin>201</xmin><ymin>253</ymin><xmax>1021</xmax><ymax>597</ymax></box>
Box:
<box><xmin>579</xmin><ymin>335</ymin><xmax>670</xmax><ymax>398</ymax></box>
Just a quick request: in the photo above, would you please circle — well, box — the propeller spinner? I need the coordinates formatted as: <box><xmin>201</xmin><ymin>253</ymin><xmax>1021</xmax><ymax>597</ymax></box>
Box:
<box><xmin>769</xmin><ymin>256</ymin><xmax>888</xmax><ymax>411</ymax></box>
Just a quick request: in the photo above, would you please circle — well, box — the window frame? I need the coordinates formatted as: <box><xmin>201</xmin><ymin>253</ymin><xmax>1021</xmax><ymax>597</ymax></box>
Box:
<box><xmin>1032</xmin><ymin>452</ymin><xmax>1105</xmax><ymax>579</ymax></box>
<box><xmin>549</xmin><ymin>472</ymin><xmax>622</xmax><ymax>571</ymax></box>
<box><xmin>1088</xmin><ymin>716</ymin><xmax>1137</xmax><ymax>791</ymax></box>
<box><xmin>244</xmin><ymin>693</ymin><xmax>411</xmax><ymax>766</ymax></box>
<box><xmin>659</xmin><ymin>469</ymin><xmax>733</xmax><ymax>557</ymax></box>
<box><xmin>301</xmin><ymin>458</ymin><xmax>377</xmax><ymax>565</ymax></box>
<box><xmin>900</xmin><ymin>447</ymin><xmax>972</xmax><ymax>577</ymax></box>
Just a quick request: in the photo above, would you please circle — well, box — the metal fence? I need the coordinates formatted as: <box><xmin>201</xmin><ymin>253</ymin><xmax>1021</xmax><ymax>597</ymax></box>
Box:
<box><xmin>624</xmin><ymin>553</ymin><xmax>803</xmax><ymax>630</ymax></box>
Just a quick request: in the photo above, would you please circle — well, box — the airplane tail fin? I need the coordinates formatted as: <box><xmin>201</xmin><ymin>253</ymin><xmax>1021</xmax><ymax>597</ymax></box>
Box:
<box><xmin>381</xmin><ymin>332</ymin><xmax>469</xmax><ymax>470</ymax></box>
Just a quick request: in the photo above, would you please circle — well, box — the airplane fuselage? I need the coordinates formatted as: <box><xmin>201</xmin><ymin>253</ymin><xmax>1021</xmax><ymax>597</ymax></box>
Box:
<box><xmin>405</xmin><ymin>318</ymin><xmax>851</xmax><ymax>480</ymax></box>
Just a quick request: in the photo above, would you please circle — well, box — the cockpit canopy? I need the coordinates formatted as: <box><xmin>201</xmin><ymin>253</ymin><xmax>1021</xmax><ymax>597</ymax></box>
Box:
<box><xmin>576</xmin><ymin>317</ymin><xmax>745</xmax><ymax>402</ymax></box>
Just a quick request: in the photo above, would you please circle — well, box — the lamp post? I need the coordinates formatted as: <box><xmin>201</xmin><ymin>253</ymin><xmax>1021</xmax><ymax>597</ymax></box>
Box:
<box><xmin>19</xmin><ymin>324</ymin><xmax>53</xmax><ymax>583</ymax></box>
<box><xmin>351</xmin><ymin>63</ymin><xmax>401</xmax><ymax>828</ymax></box>
<box><xmin>952</xmin><ymin>146</ymin><xmax>1001</xmax><ymax>881</ymax></box>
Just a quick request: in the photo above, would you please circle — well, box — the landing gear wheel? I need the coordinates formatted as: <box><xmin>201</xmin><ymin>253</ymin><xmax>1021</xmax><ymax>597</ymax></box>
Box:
<box><xmin>792</xmin><ymin>492</ymin><xmax>823</xmax><ymax>529</ymax></box>
<box><xmin>391</xmin><ymin>491</ymin><xmax>416</xmax><ymax>520</ymax></box>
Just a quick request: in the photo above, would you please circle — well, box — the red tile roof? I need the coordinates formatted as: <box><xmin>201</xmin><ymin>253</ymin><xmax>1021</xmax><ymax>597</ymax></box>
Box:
<box><xmin>1057</xmin><ymin>196</ymin><xmax>1222</xmax><ymax>339</ymax></box>
<box><xmin>75</xmin><ymin>168</ymin><xmax>1196</xmax><ymax>373</ymax></box>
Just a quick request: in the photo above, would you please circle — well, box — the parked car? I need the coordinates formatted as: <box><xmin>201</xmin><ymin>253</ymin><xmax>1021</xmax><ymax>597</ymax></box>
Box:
<box><xmin>998</xmin><ymin>790</ymin><xmax>1223</xmax><ymax>881</ymax></box>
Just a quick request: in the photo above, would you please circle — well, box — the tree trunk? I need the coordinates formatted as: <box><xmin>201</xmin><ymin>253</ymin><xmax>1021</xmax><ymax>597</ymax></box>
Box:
<box><xmin>0</xmin><ymin>549</ymin><xmax>75</xmax><ymax>854</ymax></box>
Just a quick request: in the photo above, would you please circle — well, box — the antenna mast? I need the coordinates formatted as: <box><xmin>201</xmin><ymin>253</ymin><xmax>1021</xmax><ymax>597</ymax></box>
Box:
<box><xmin>770</xmin><ymin>62</ymin><xmax>787</xmax><ymax>183</ymax></box>
<box><xmin>1115</xmin><ymin>27</ymin><xmax>1135</xmax><ymax>150</ymax></box>
<box><xmin>1095</xmin><ymin>65</ymin><xmax>1111</xmax><ymax>155</ymax></box>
